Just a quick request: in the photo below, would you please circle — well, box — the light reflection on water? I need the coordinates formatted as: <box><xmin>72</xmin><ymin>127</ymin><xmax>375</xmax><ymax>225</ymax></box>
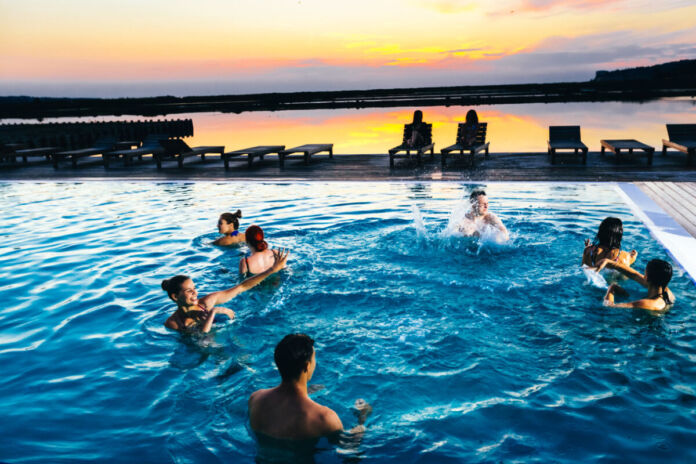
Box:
<box><xmin>1</xmin><ymin>182</ymin><xmax>695</xmax><ymax>463</ymax></box>
<box><xmin>3</xmin><ymin>98</ymin><xmax>695</xmax><ymax>153</ymax></box>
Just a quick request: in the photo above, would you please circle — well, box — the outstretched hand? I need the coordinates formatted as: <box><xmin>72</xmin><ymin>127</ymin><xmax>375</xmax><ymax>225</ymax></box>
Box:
<box><xmin>584</xmin><ymin>238</ymin><xmax>591</xmax><ymax>247</ymax></box>
<box><xmin>271</xmin><ymin>248</ymin><xmax>289</xmax><ymax>272</ymax></box>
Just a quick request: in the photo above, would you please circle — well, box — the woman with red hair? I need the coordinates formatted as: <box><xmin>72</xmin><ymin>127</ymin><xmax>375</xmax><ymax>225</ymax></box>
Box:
<box><xmin>240</xmin><ymin>225</ymin><xmax>285</xmax><ymax>275</ymax></box>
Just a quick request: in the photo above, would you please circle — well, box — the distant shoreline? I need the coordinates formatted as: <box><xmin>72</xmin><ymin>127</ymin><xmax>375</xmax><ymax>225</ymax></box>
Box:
<box><xmin>2</xmin><ymin>79</ymin><xmax>695</xmax><ymax>120</ymax></box>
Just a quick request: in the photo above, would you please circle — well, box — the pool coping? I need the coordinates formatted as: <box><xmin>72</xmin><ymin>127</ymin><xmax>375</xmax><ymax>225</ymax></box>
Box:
<box><xmin>616</xmin><ymin>183</ymin><xmax>696</xmax><ymax>286</ymax></box>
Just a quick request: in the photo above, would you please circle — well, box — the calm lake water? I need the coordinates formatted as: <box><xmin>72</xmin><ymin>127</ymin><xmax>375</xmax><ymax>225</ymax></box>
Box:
<box><xmin>1</xmin><ymin>181</ymin><xmax>695</xmax><ymax>463</ymax></box>
<box><xmin>4</xmin><ymin>98</ymin><xmax>696</xmax><ymax>154</ymax></box>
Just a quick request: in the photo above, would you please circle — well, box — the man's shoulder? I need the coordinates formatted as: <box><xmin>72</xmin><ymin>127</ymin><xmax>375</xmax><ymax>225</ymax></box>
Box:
<box><xmin>314</xmin><ymin>403</ymin><xmax>342</xmax><ymax>433</ymax></box>
<box><xmin>249</xmin><ymin>388</ymin><xmax>273</xmax><ymax>405</ymax></box>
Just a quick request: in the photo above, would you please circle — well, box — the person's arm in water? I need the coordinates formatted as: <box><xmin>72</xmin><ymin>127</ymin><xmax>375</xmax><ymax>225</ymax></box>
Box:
<box><xmin>595</xmin><ymin>259</ymin><xmax>648</xmax><ymax>287</ymax></box>
<box><xmin>198</xmin><ymin>249</ymin><xmax>289</xmax><ymax>333</ymax></box>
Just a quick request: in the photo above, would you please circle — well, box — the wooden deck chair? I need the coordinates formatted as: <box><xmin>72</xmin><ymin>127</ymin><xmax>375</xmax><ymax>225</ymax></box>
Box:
<box><xmin>156</xmin><ymin>138</ymin><xmax>224</xmax><ymax>168</ymax></box>
<box><xmin>662</xmin><ymin>124</ymin><xmax>696</xmax><ymax>166</ymax></box>
<box><xmin>388</xmin><ymin>123</ymin><xmax>434</xmax><ymax>167</ymax></box>
<box><xmin>278</xmin><ymin>144</ymin><xmax>333</xmax><ymax>167</ymax></box>
<box><xmin>223</xmin><ymin>145</ymin><xmax>285</xmax><ymax>169</ymax></box>
<box><xmin>54</xmin><ymin>136</ymin><xmax>118</xmax><ymax>169</ymax></box>
<box><xmin>103</xmin><ymin>134</ymin><xmax>168</xmax><ymax>168</ymax></box>
<box><xmin>441</xmin><ymin>122</ymin><xmax>489</xmax><ymax>167</ymax></box>
<box><xmin>548</xmin><ymin>126</ymin><xmax>587</xmax><ymax>165</ymax></box>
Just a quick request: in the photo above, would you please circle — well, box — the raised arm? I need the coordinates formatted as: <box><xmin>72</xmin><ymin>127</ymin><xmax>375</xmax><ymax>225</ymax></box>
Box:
<box><xmin>202</xmin><ymin>249</ymin><xmax>289</xmax><ymax>308</ymax></box>
<box><xmin>596</xmin><ymin>258</ymin><xmax>647</xmax><ymax>287</ymax></box>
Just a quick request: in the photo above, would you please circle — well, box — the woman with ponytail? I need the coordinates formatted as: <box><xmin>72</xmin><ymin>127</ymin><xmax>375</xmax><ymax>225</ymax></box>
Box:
<box><xmin>240</xmin><ymin>224</ymin><xmax>283</xmax><ymax>275</ymax></box>
<box><xmin>596</xmin><ymin>258</ymin><xmax>675</xmax><ymax>311</ymax></box>
<box><xmin>214</xmin><ymin>210</ymin><xmax>246</xmax><ymax>246</ymax></box>
<box><xmin>162</xmin><ymin>249</ymin><xmax>289</xmax><ymax>333</ymax></box>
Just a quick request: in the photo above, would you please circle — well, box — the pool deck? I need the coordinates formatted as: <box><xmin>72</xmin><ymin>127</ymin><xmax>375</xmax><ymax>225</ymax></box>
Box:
<box><xmin>3</xmin><ymin>151</ymin><xmax>696</xmax><ymax>238</ymax></box>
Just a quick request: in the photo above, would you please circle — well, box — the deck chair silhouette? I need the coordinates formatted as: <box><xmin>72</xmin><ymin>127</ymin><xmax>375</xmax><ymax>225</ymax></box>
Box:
<box><xmin>441</xmin><ymin>122</ymin><xmax>489</xmax><ymax>167</ymax></box>
<box><xmin>156</xmin><ymin>138</ymin><xmax>224</xmax><ymax>168</ymax></box>
<box><xmin>662</xmin><ymin>124</ymin><xmax>696</xmax><ymax>165</ymax></box>
<box><xmin>548</xmin><ymin>126</ymin><xmax>587</xmax><ymax>165</ymax></box>
<box><xmin>388</xmin><ymin>123</ymin><xmax>434</xmax><ymax>167</ymax></box>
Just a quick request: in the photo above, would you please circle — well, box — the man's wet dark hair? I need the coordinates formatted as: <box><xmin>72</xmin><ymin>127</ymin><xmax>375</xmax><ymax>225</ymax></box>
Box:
<box><xmin>469</xmin><ymin>190</ymin><xmax>486</xmax><ymax>203</ymax></box>
<box><xmin>274</xmin><ymin>333</ymin><xmax>315</xmax><ymax>381</ymax></box>
<box><xmin>594</xmin><ymin>217</ymin><xmax>623</xmax><ymax>250</ymax></box>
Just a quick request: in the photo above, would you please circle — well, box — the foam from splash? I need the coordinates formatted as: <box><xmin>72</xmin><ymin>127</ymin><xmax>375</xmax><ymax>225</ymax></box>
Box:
<box><xmin>582</xmin><ymin>264</ymin><xmax>608</xmax><ymax>289</ymax></box>
<box><xmin>411</xmin><ymin>205</ymin><xmax>428</xmax><ymax>239</ymax></box>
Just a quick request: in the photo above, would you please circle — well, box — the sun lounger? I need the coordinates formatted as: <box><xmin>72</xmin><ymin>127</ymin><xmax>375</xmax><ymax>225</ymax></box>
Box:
<box><xmin>103</xmin><ymin>134</ymin><xmax>167</xmax><ymax>168</ymax></box>
<box><xmin>548</xmin><ymin>126</ymin><xmax>587</xmax><ymax>165</ymax></box>
<box><xmin>388</xmin><ymin>123</ymin><xmax>434</xmax><ymax>167</ymax></box>
<box><xmin>222</xmin><ymin>145</ymin><xmax>285</xmax><ymax>169</ymax></box>
<box><xmin>441</xmin><ymin>122</ymin><xmax>489</xmax><ymax>167</ymax></box>
<box><xmin>662</xmin><ymin>124</ymin><xmax>696</xmax><ymax>166</ymax></box>
<box><xmin>0</xmin><ymin>143</ymin><xmax>59</xmax><ymax>165</ymax></box>
<box><xmin>53</xmin><ymin>136</ymin><xmax>119</xmax><ymax>168</ymax></box>
<box><xmin>156</xmin><ymin>138</ymin><xmax>225</xmax><ymax>168</ymax></box>
<box><xmin>278</xmin><ymin>144</ymin><xmax>333</xmax><ymax>167</ymax></box>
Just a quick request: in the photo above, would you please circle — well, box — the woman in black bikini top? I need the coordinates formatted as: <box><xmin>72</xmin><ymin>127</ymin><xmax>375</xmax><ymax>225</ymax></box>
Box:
<box><xmin>162</xmin><ymin>249</ymin><xmax>289</xmax><ymax>333</ymax></box>
<box><xmin>598</xmin><ymin>258</ymin><xmax>675</xmax><ymax>311</ymax></box>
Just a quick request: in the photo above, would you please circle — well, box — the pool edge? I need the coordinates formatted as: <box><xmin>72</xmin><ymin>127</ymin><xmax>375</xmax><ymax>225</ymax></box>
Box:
<box><xmin>616</xmin><ymin>182</ymin><xmax>696</xmax><ymax>287</ymax></box>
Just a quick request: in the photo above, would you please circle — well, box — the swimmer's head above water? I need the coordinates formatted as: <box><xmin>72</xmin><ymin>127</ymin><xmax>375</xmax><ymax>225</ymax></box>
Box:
<box><xmin>594</xmin><ymin>217</ymin><xmax>623</xmax><ymax>250</ymax></box>
<box><xmin>274</xmin><ymin>333</ymin><xmax>316</xmax><ymax>382</ymax></box>
<box><xmin>161</xmin><ymin>274</ymin><xmax>197</xmax><ymax>307</ymax></box>
<box><xmin>646</xmin><ymin>259</ymin><xmax>672</xmax><ymax>289</ymax></box>
<box><xmin>469</xmin><ymin>190</ymin><xmax>488</xmax><ymax>216</ymax></box>
<box><xmin>246</xmin><ymin>224</ymin><xmax>268</xmax><ymax>252</ymax></box>
<box><xmin>218</xmin><ymin>210</ymin><xmax>242</xmax><ymax>234</ymax></box>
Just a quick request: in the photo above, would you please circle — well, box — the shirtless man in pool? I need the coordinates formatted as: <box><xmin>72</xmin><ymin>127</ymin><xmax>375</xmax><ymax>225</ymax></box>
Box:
<box><xmin>457</xmin><ymin>190</ymin><xmax>509</xmax><ymax>241</ymax></box>
<box><xmin>248</xmin><ymin>333</ymin><xmax>371</xmax><ymax>441</ymax></box>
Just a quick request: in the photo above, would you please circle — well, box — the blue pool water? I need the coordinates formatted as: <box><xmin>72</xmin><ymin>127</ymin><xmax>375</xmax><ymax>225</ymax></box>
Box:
<box><xmin>1</xmin><ymin>181</ymin><xmax>695</xmax><ymax>463</ymax></box>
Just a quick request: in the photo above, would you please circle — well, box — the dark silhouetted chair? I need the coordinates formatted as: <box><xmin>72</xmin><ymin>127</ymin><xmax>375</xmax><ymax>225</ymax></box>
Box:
<box><xmin>223</xmin><ymin>145</ymin><xmax>285</xmax><ymax>169</ymax></box>
<box><xmin>278</xmin><ymin>144</ymin><xmax>333</xmax><ymax>167</ymax></box>
<box><xmin>662</xmin><ymin>124</ymin><xmax>696</xmax><ymax>165</ymax></box>
<box><xmin>548</xmin><ymin>126</ymin><xmax>587</xmax><ymax>165</ymax></box>
<box><xmin>155</xmin><ymin>138</ymin><xmax>224</xmax><ymax>168</ymax></box>
<box><xmin>441</xmin><ymin>122</ymin><xmax>489</xmax><ymax>167</ymax></box>
<box><xmin>103</xmin><ymin>134</ymin><xmax>168</xmax><ymax>168</ymax></box>
<box><xmin>389</xmin><ymin>123</ymin><xmax>434</xmax><ymax>167</ymax></box>
<box><xmin>54</xmin><ymin>136</ymin><xmax>119</xmax><ymax>168</ymax></box>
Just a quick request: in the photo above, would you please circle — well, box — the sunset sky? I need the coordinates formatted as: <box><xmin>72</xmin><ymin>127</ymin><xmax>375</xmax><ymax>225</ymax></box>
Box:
<box><xmin>1</xmin><ymin>0</ymin><xmax>694</xmax><ymax>97</ymax></box>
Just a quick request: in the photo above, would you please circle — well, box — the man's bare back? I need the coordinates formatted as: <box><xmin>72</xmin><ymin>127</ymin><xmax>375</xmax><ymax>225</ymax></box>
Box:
<box><xmin>249</xmin><ymin>384</ymin><xmax>342</xmax><ymax>440</ymax></box>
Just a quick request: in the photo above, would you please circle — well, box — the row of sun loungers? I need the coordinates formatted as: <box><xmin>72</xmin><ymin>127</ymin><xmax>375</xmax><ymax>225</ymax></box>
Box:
<box><xmin>28</xmin><ymin>137</ymin><xmax>333</xmax><ymax>169</ymax></box>
<box><xmin>1</xmin><ymin>124</ymin><xmax>694</xmax><ymax>169</ymax></box>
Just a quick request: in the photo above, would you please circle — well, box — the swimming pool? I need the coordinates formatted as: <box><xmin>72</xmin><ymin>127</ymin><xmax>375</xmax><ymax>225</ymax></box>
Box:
<box><xmin>1</xmin><ymin>181</ymin><xmax>695</xmax><ymax>463</ymax></box>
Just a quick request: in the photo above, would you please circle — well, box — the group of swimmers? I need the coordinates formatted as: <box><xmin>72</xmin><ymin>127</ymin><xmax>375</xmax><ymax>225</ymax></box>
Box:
<box><xmin>582</xmin><ymin>216</ymin><xmax>675</xmax><ymax>311</ymax></box>
<box><xmin>158</xmin><ymin>192</ymin><xmax>677</xmax><ymax>446</ymax></box>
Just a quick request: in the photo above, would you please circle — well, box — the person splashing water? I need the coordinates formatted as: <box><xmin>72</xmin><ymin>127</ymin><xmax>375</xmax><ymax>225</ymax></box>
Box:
<box><xmin>457</xmin><ymin>190</ymin><xmax>509</xmax><ymax>242</ymax></box>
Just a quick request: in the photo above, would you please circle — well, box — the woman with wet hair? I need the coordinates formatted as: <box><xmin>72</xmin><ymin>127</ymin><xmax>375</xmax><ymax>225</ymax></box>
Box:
<box><xmin>162</xmin><ymin>249</ymin><xmax>289</xmax><ymax>333</ymax></box>
<box><xmin>214</xmin><ymin>210</ymin><xmax>246</xmax><ymax>246</ymax></box>
<box><xmin>582</xmin><ymin>217</ymin><xmax>637</xmax><ymax>268</ymax></box>
<box><xmin>597</xmin><ymin>258</ymin><xmax>675</xmax><ymax>311</ymax></box>
<box><xmin>240</xmin><ymin>224</ymin><xmax>284</xmax><ymax>275</ymax></box>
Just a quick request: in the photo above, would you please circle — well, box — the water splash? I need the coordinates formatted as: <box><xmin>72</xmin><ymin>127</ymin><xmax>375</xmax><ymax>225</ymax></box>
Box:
<box><xmin>441</xmin><ymin>201</ymin><xmax>470</xmax><ymax>238</ymax></box>
<box><xmin>411</xmin><ymin>205</ymin><xmax>428</xmax><ymax>239</ymax></box>
<box><xmin>582</xmin><ymin>264</ymin><xmax>608</xmax><ymax>289</ymax></box>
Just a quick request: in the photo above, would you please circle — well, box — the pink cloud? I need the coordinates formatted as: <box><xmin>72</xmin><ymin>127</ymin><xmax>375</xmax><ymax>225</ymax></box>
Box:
<box><xmin>514</xmin><ymin>0</ymin><xmax>623</xmax><ymax>12</ymax></box>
